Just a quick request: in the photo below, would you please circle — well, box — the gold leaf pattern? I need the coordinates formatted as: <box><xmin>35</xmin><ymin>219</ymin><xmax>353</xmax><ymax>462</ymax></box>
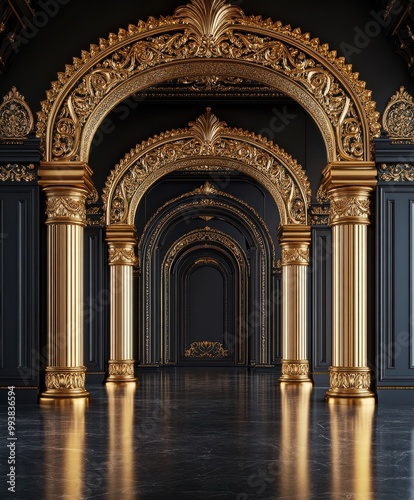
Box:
<box><xmin>184</xmin><ymin>341</ymin><xmax>230</xmax><ymax>358</ymax></box>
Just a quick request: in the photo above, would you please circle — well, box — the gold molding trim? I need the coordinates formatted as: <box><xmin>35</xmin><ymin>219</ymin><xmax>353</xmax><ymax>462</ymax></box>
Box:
<box><xmin>184</xmin><ymin>341</ymin><xmax>230</xmax><ymax>358</ymax></box>
<box><xmin>280</xmin><ymin>360</ymin><xmax>311</xmax><ymax>382</ymax></box>
<box><xmin>380</xmin><ymin>163</ymin><xmax>414</xmax><ymax>182</ymax></box>
<box><xmin>0</xmin><ymin>163</ymin><xmax>36</xmax><ymax>182</ymax></box>
<box><xmin>36</xmin><ymin>0</ymin><xmax>379</xmax><ymax>164</ymax></box>
<box><xmin>326</xmin><ymin>367</ymin><xmax>373</xmax><ymax>398</ymax></box>
<box><xmin>103</xmin><ymin>109</ymin><xmax>311</xmax><ymax>226</ymax></box>
<box><xmin>0</xmin><ymin>86</ymin><xmax>34</xmax><ymax>141</ymax></box>
<box><xmin>107</xmin><ymin>360</ymin><xmax>136</xmax><ymax>382</ymax></box>
<box><xmin>382</xmin><ymin>86</ymin><xmax>414</xmax><ymax>142</ymax></box>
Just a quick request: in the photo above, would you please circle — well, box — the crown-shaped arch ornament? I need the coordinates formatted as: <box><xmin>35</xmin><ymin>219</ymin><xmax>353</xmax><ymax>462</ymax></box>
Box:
<box><xmin>38</xmin><ymin>0</ymin><xmax>378</xmax><ymax>404</ymax></box>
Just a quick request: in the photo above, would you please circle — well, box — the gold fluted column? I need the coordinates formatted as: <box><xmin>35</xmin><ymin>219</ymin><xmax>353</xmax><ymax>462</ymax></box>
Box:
<box><xmin>106</xmin><ymin>225</ymin><xmax>137</xmax><ymax>382</ymax></box>
<box><xmin>322</xmin><ymin>162</ymin><xmax>376</xmax><ymax>400</ymax></box>
<box><xmin>39</xmin><ymin>162</ymin><xmax>94</xmax><ymax>400</ymax></box>
<box><xmin>278</xmin><ymin>225</ymin><xmax>312</xmax><ymax>382</ymax></box>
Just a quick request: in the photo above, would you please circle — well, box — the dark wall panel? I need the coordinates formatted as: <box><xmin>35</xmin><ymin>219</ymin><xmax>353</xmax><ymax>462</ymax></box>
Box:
<box><xmin>0</xmin><ymin>187</ymin><xmax>38</xmax><ymax>387</ymax></box>
<box><xmin>311</xmin><ymin>227</ymin><xmax>332</xmax><ymax>386</ymax></box>
<box><xmin>83</xmin><ymin>228</ymin><xmax>107</xmax><ymax>376</ymax></box>
<box><xmin>377</xmin><ymin>186</ymin><xmax>414</xmax><ymax>386</ymax></box>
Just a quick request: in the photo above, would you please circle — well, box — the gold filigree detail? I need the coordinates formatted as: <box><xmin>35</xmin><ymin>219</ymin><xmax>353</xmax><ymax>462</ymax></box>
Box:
<box><xmin>103</xmin><ymin>110</ymin><xmax>310</xmax><ymax>226</ymax></box>
<box><xmin>282</xmin><ymin>247</ymin><xmax>309</xmax><ymax>265</ymax></box>
<box><xmin>380</xmin><ymin>163</ymin><xmax>414</xmax><ymax>182</ymax></box>
<box><xmin>0</xmin><ymin>163</ymin><xmax>36</xmax><ymax>182</ymax></box>
<box><xmin>46</xmin><ymin>197</ymin><xmax>86</xmax><ymax>221</ymax></box>
<box><xmin>316</xmin><ymin>184</ymin><xmax>330</xmax><ymax>204</ymax></box>
<box><xmin>310</xmin><ymin>204</ymin><xmax>330</xmax><ymax>225</ymax></box>
<box><xmin>330</xmin><ymin>196</ymin><xmax>370</xmax><ymax>223</ymax></box>
<box><xmin>184</xmin><ymin>341</ymin><xmax>230</xmax><ymax>358</ymax></box>
<box><xmin>108</xmin><ymin>247</ymin><xmax>137</xmax><ymax>265</ymax></box>
<box><xmin>45</xmin><ymin>370</ymin><xmax>86</xmax><ymax>390</ymax></box>
<box><xmin>382</xmin><ymin>86</ymin><xmax>414</xmax><ymax>141</ymax></box>
<box><xmin>0</xmin><ymin>87</ymin><xmax>34</xmax><ymax>140</ymax></box>
<box><xmin>36</xmin><ymin>0</ymin><xmax>379</xmax><ymax>163</ymax></box>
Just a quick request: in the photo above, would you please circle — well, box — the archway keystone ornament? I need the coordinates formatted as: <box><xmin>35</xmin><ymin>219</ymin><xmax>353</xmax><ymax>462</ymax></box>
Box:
<box><xmin>37</xmin><ymin>0</ymin><xmax>379</xmax><ymax>400</ymax></box>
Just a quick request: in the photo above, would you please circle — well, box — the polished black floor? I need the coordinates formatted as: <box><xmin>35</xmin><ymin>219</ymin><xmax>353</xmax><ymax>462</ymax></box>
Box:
<box><xmin>2</xmin><ymin>368</ymin><xmax>414</xmax><ymax>499</ymax></box>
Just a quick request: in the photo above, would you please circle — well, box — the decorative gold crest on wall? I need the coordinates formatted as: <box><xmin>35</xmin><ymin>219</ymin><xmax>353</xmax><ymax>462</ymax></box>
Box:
<box><xmin>382</xmin><ymin>86</ymin><xmax>414</xmax><ymax>142</ymax></box>
<box><xmin>0</xmin><ymin>87</ymin><xmax>34</xmax><ymax>141</ymax></box>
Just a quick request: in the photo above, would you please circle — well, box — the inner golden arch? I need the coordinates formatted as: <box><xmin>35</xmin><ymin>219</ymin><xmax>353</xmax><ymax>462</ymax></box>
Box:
<box><xmin>36</xmin><ymin>0</ymin><xmax>380</xmax><ymax>165</ymax></box>
<box><xmin>102</xmin><ymin>108</ymin><xmax>311</xmax><ymax>226</ymax></box>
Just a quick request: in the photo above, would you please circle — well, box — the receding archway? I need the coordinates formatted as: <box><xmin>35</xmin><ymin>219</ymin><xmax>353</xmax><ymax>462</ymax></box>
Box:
<box><xmin>37</xmin><ymin>0</ymin><xmax>379</xmax><ymax>402</ymax></box>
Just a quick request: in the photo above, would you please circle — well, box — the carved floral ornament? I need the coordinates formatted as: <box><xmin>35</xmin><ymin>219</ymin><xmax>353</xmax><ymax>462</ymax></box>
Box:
<box><xmin>103</xmin><ymin>109</ymin><xmax>311</xmax><ymax>226</ymax></box>
<box><xmin>382</xmin><ymin>86</ymin><xmax>414</xmax><ymax>141</ymax></box>
<box><xmin>36</xmin><ymin>0</ymin><xmax>379</xmax><ymax>163</ymax></box>
<box><xmin>0</xmin><ymin>87</ymin><xmax>34</xmax><ymax>141</ymax></box>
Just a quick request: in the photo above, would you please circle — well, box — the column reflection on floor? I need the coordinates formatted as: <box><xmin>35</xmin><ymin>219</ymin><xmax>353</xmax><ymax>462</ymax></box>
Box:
<box><xmin>41</xmin><ymin>400</ymin><xmax>87</xmax><ymax>499</ymax></box>
<box><xmin>329</xmin><ymin>402</ymin><xmax>375</xmax><ymax>498</ymax></box>
<box><xmin>279</xmin><ymin>382</ymin><xmax>312</xmax><ymax>499</ymax></box>
<box><xmin>107</xmin><ymin>382</ymin><xmax>136</xmax><ymax>499</ymax></box>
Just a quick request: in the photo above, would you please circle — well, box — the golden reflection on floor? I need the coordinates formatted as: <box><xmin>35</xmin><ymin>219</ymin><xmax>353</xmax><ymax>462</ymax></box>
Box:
<box><xmin>41</xmin><ymin>399</ymin><xmax>87</xmax><ymax>500</ymax></box>
<box><xmin>279</xmin><ymin>382</ymin><xmax>312</xmax><ymax>500</ymax></box>
<box><xmin>329</xmin><ymin>400</ymin><xmax>375</xmax><ymax>499</ymax></box>
<box><xmin>107</xmin><ymin>382</ymin><xmax>137</xmax><ymax>500</ymax></box>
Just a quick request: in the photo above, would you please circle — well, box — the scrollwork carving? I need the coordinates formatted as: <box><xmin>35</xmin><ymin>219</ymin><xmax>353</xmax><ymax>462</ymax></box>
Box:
<box><xmin>184</xmin><ymin>341</ymin><xmax>230</xmax><ymax>358</ymax></box>
<box><xmin>380</xmin><ymin>163</ymin><xmax>414</xmax><ymax>182</ymax></box>
<box><xmin>0</xmin><ymin>163</ymin><xmax>36</xmax><ymax>182</ymax></box>
<box><xmin>382</xmin><ymin>86</ymin><xmax>414</xmax><ymax>141</ymax></box>
<box><xmin>104</xmin><ymin>110</ymin><xmax>310</xmax><ymax>226</ymax></box>
<box><xmin>37</xmin><ymin>0</ymin><xmax>379</xmax><ymax>163</ymax></box>
<box><xmin>0</xmin><ymin>87</ymin><xmax>34</xmax><ymax>140</ymax></box>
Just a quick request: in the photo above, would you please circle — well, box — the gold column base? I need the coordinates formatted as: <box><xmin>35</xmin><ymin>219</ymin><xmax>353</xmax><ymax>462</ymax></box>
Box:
<box><xmin>40</xmin><ymin>367</ymin><xmax>89</xmax><ymax>400</ymax></box>
<box><xmin>106</xmin><ymin>360</ymin><xmax>137</xmax><ymax>383</ymax></box>
<box><xmin>279</xmin><ymin>360</ymin><xmax>311</xmax><ymax>382</ymax></box>
<box><xmin>326</xmin><ymin>367</ymin><xmax>374</xmax><ymax>400</ymax></box>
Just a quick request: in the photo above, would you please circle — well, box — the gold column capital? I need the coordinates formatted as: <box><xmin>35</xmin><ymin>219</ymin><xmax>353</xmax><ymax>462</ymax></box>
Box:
<box><xmin>106</xmin><ymin>224</ymin><xmax>137</xmax><ymax>244</ymax></box>
<box><xmin>278</xmin><ymin>225</ymin><xmax>311</xmax><ymax>266</ymax></box>
<box><xmin>38</xmin><ymin>161</ymin><xmax>94</xmax><ymax>193</ymax></box>
<box><xmin>321</xmin><ymin>161</ymin><xmax>377</xmax><ymax>192</ymax></box>
<box><xmin>106</xmin><ymin>225</ymin><xmax>137</xmax><ymax>266</ymax></box>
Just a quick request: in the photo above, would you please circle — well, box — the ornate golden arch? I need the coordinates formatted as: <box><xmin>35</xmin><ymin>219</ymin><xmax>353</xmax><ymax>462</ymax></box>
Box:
<box><xmin>103</xmin><ymin>109</ymin><xmax>311</xmax><ymax>226</ymax></box>
<box><xmin>38</xmin><ymin>0</ymin><xmax>378</xmax><ymax>403</ymax></box>
<box><xmin>36</xmin><ymin>0</ymin><xmax>379</xmax><ymax>163</ymax></box>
